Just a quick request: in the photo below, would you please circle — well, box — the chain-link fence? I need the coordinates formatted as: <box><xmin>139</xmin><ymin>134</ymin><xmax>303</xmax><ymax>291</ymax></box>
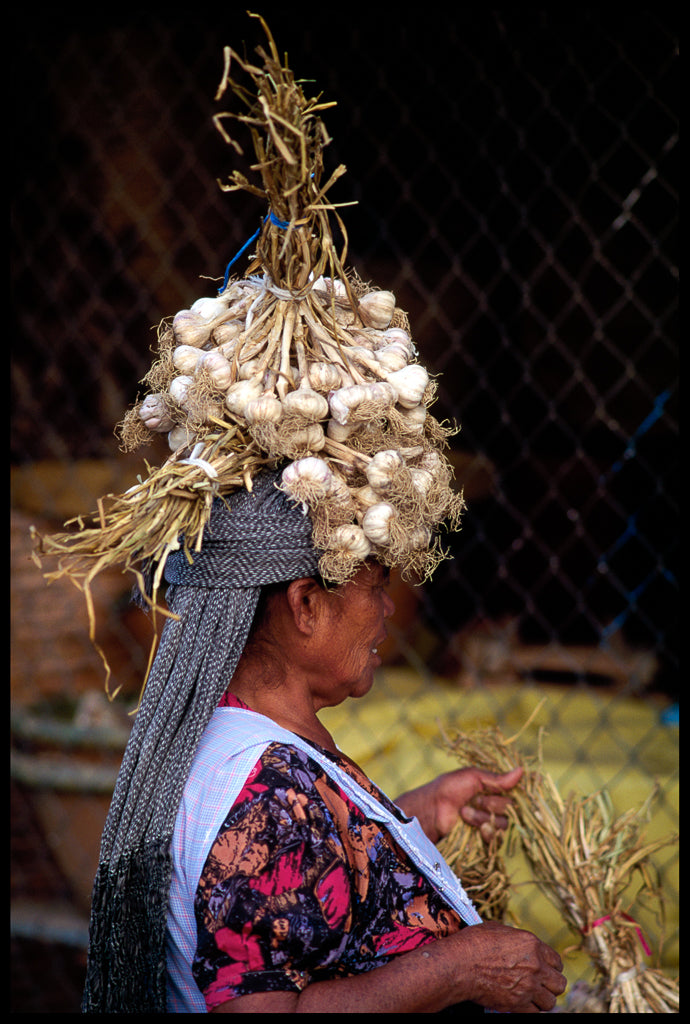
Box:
<box><xmin>11</xmin><ymin>8</ymin><xmax>678</xmax><ymax>1013</ymax></box>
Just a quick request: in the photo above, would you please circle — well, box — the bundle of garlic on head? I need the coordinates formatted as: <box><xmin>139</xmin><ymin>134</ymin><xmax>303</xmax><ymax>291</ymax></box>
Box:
<box><xmin>36</xmin><ymin>13</ymin><xmax>465</xmax><ymax>611</ymax></box>
<box><xmin>122</xmin><ymin>253</ymin><xmax>465</xmax><ymax>583</ymax></box>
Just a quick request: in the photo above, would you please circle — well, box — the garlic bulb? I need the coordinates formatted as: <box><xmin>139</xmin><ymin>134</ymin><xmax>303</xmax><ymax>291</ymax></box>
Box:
<box><xmin>417</xmin><ymin>449</ymin><xmax>444</xmax><ymax>476</ymax></box>
<box><xmin>358</xmin><ymin>290</ymin><xmax>396</xmax><ymax>329</ymax></box>
<box><xmin>238</xmin><ymin>358</ymin><xmax>263</xmax><ymax>381</ymax></box>
<box><xmin>375</xmin><ymin>343</ymin><xmax>409</xmax><ymax>373</ymax></box>
<box><xmin>329</xmin><ymin>384</ymin><xmax>367</xmax><ymax>425</ymax></box>
<box><xmin>313</xmin><ymin>275</ymin><xmax>347</xmax><ymax>299</ymax></box>
<box><xmin>138</xmin><ymin>393</ymin><xmax>175</xmax><ymax>433</ymax></box>
<box><xmin>366</xmin><ymin>449</ymin><xmax>406</xmax><ymax>495</ymax></box>
<box><xmin>168</xmin><ymin>374</ymin><xmax>194</xmax><ymax>407</ymax></box>
<box><xmin>328</xmin><ymin>382</ymin><xmax>396</xmax><ymax>425</ymax></box>
<box><xmin>307</xmin><ymin>360</ymin><xmax>342</xmax><ymax>392</ymax></box>
<box><xmin>173</xmin><ymin>344</ymin><xmax>204</xmax><ymax>375</ymax></box>
<box><xmin>168</xmin><ymin>423</ymin><xmax>195</xmax><ymax>452</ymax></box>
<box><xmin>244</xmin><ymin>393</ymin><xmax>283</xmax><ymax>425</ymax></box>
<box><xmin>281</xmin><ymin>457</ymin><xmax>335</xmax><ymax>502</ymax></box>
<box><xmin>405</xmin><ymin>523</ymin><xmax>432</xmax><ymax>551</ymax></box>
<box><xmin>190</xmin><ymin>295</ymin><xmax>229</xmax><ymax>321</ymax></box>
<box><xmin>225</xmin><ymin>378</ymin><xmax>264</xmax><ymax>416</ymax></box>
<box><xmin>409</xmin><ymin>466</ymin><xmax>435</xmax><ymax>497</ymax></box>
<box><xmin>213</xmin><ymin>320</ymin><xmax>242</xmax><ymax>348</ymax></box>
<box><xmin>326</xmin><ymin>419</ymin><xmax>356</xmax><ymax>442</ymax></box>
<box><xmin>327</xmin><ymin>469</ymin><xmax>357</xmax><ymax>510</ymax></box>
<box><xmin>346</xmin><ymin>344</ymin><xmax>379</xmax><ymax>366</ymax></box>
<box><xmin>382</xmin><ymin>327</ymin><xmax>414</xmax><ymax>355</ymax></box>
<box><xmin>216</xmin><ymin>338</ymin><xmax>240</xmax><ymax>361</ymax></box>
<box><xmin>348</xmin><ymin>329</ymin><xmax>379</xmax><ymax>351</ymax></box>
<box><xmin>287</xmin><ymin>423</ymin><xmax>326</xmax><ymax>452</ymax></box>
<box><xmin>353</xmin><ymin>484</ymin><xmax>380</xmax><ymax>518</ymax></box>
<box><xmin>328</xmin><ymin>524</ymin><xmax>371</xmax><ymax>561</ymax></box>
<box><xmin>281</xmin><ymin>388</ymin><xmax>329</xmax><ymax>422</ymax></box>
<box><xmin>397</xmin><ymin>403</ymin><xmax>427</xmax><ymax>435</ymax></box>
<box><xmin>361</xmin><ymin>502</ymin><xmax>397</xmax><ymax>546</ymax></box>
<box><xmin>198</xmin><ymin>350</ymin><xmax>233</xmax><ymax>390</ymax></box>
<box><xmin>172</xmin><ymin>310</ymin><xmax>212</xmax><ymax>348</ymax></box>
<box><xmin>386</xmin><ymin>364</ymin><xmax>429</xmax><ymax>409</ymax></box>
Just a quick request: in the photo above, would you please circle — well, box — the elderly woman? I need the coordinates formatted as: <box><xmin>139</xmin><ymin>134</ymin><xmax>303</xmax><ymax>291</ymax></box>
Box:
<box><xmin>82</xmin><ymin>472</ymin><xmax>566</xmax><ymax>1014</ymax></box>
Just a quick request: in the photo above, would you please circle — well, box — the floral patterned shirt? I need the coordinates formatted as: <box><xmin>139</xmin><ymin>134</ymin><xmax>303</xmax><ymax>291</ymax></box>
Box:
<box><xmin>191</xmin><ymin>695</ymin><xmax>466</xmax><ymax>1010</ymax></box>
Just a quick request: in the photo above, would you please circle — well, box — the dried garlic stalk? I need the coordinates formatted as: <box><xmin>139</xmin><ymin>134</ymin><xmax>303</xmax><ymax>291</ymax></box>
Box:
<box><xmin>439</xmin><ymin>720</ymin><xmax>678</xmax><ymax>1013</ymax></box>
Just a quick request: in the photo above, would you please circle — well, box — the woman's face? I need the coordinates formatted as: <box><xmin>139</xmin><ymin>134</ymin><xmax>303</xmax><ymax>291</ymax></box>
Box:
<box><xmin>312</xmin><ymin>562</ymin><xmax>395</xmax><ymax>707</ymax></box>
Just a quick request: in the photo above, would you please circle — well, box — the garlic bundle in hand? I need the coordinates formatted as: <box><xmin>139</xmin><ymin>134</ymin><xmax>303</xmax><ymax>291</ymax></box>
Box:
<box><xmin>138</xmin><ymin>393</ymin><xmax>175</xmax><ymax>433</ymax></box>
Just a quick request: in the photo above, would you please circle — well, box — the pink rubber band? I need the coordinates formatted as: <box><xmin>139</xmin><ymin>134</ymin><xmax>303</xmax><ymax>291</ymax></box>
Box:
<box><xmin>585</xmin><ymin>913</ymin><xmax>651</xmax><ymax>957</ymax></box>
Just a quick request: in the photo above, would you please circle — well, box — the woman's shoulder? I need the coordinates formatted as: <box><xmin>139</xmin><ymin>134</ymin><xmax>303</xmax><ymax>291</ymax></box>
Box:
<box><xmin>215</xmin><ymin>693</ymin><xmax>351</xmax><ymax>790</ymax></box>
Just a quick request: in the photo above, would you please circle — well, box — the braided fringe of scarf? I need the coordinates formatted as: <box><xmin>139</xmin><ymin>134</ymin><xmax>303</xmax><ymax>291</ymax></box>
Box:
<box><xmin>82</xmin><ymin>584</ymin><xmax>260</xmax><ymax>1013</ymax></box>
<box><xmin>80</xmin><ymin>472</ymin><xmax>322</xmax><ymax>1013</ymax></box>
<box><xmin>82</xmin><ymin>840</ymin><xmax>172</xmax><ymax>1013</ymax></box>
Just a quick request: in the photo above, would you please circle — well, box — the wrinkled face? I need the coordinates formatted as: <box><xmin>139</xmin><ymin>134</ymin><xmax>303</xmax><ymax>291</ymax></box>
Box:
<box><xmin>313</xmin><ymin>562</ymin><xmax>395</xmax><ymax>707</ymax></box>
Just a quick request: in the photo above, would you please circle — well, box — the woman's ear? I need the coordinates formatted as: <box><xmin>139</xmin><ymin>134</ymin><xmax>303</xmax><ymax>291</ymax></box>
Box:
<box><xmin>285</xmin><ymin>577</ymin><xmax>330</xmax><ymax>636</ymax></box>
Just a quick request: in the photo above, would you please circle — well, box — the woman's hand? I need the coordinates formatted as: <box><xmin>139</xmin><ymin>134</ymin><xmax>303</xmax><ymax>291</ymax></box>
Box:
<box><xmin>396</xmin><ymin>765</ymin><xmax>524</xmax><ymax>843</ymax></box>
<box><xmin>446</xmin><ymin>920</ymin><xmax>567</xmax><ymax>1012</ymax></box>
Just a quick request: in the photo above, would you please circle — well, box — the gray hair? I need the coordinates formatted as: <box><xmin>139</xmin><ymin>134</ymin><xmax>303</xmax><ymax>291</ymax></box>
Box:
<box><xmin>82</xmin><ymin>470</ymin><xmax>321</xmax><ymax>1013</ymax></box>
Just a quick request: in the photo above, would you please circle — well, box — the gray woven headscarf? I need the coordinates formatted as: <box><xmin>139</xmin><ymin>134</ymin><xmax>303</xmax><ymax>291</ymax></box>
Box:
<box><xmin>81</xmin><ymin>469</ymin><xmax>321</xmax><ymax>1013</ymax></box>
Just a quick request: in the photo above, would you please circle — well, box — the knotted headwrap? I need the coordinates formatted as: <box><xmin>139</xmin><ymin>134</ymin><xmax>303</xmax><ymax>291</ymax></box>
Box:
<box><xmin>81</xmin><ymin>470</ymin><xmax>321</xmax><ymax>1013</ymax></box>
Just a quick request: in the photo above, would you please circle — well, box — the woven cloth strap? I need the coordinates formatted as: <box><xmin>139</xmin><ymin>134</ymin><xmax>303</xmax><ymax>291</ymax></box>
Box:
<box><xmin>164</xmin><ymin>511</ymin><xmax>318</xmax><ymax>587</ymax></box>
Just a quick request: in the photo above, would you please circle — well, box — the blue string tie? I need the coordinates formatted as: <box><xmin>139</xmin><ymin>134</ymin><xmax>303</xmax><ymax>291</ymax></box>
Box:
<box><xmin>218</xmin><ymin>211</ymin><xmax>303</xmax><ymax>294</ymax></box>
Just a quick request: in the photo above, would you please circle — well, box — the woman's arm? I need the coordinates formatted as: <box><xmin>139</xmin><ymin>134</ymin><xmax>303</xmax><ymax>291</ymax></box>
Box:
<box><xmin>211</xmin><ymin>920</ymin><xmax>567</xmax><ymax>1014</ymax></box>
